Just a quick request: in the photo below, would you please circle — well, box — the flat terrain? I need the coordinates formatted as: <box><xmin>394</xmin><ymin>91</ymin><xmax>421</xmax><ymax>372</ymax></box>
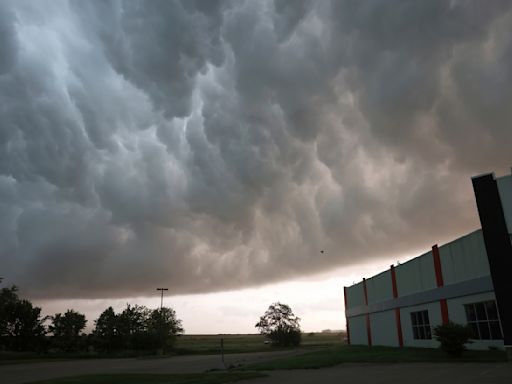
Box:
<box><xmin>2</xmin><ymin>336</ymin><xmax>511</xmax><ymax>384</ymax></box>
<box><xmin>0</xmin><ymin>332</ymin><xmax>344</xmax><ymax>363</ymax></box>
<box><xmin>245</xmin><ymin>345</ymin><xmax>507</xmax><ymax>370</ymax></box>
<box><xmin>246</xmin><ymin>363</ymin><xmax>512</xmax><ymax>384</ymax></box>
<box><xmin>6</xmin><ymin>360</ymin><xmax>512</xmax><ymax>384</ymax></box>
<box><xmin>173</xmin><ymin>332</ymin><xmax>343</xmax><ymax>354</ymax></box>
<box><xmin>0</xmin><ymin>349</ymin><xmax>303</xmax><ymax>384</ymax></box>
<box><xmin>25</xmin><ymin>373</ymin><xmax>266</xmax><ymax>384</ymax></box>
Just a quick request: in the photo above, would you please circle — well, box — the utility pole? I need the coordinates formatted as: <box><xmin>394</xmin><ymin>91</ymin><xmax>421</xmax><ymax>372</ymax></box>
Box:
<box><xmin>221</xmin><ymin>338</ymin><xmax>226</xmax><ymax>368</ymax></box>
<box><xmin>156</xmin><ymin>288</ymin><xmax>168</xmax><ymax>310</ymax></box>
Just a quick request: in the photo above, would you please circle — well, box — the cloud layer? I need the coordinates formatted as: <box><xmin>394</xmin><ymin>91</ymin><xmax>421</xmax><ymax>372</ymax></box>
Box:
<box><xmin>1</xmin><ymin>0</ymin><xmax>511</xmax><ymax>299</ymax></box>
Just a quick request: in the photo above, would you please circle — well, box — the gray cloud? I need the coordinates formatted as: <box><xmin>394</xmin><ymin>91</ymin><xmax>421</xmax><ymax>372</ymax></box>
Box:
<box><xmin>1</xmin><ymin>0</ymin><xmax>511</xmax><ymax>299</ymax></box>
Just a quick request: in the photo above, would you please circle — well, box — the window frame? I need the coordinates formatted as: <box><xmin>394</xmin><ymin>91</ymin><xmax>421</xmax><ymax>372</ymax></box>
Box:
<box><xmin>464</xmin><ymin>300</ymin><xmax>503</xmax><ymax>340</ymax></box>
<box><xmin>410</xmin><ymin>310</ymin><xmax>432</xmax><ymax>340</ymax></box>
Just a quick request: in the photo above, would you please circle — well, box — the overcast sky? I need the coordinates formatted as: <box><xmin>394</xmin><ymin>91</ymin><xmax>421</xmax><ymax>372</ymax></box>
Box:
<box><xmin>1</xmin><ymin>0</ymin><xmax>512</xmax><ymax>332</ymax></box>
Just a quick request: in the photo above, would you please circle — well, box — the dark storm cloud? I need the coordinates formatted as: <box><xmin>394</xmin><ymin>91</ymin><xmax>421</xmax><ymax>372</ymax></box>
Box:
<box><xmin>1</xmin><ymin>0</ymin><xmax>511</xmax><ymax>299</ymax></box>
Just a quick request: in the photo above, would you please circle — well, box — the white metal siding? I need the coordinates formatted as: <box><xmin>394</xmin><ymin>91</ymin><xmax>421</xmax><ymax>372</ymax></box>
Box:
<box><xmin>346</xmin><ymin>282</ymin><xmax>365</xmax><ymax>309</ymax></box>
<box><xmin>439</xmin><ymin>230</ymin><xmax>490</xmax><ymax>285</ymax></box>
<box><xmin>395</xmin><ymin>251</ymin><xmax>437</xmax><ymax>296</ymax></box>
<box><xmin>447</xmin><ymin>292</ymin><xmax>504</xmax><ymax>350</ymax></box>
<box><xmin>400</xmin><ymin>302</ymin><xmax>441</xmax><ymax>348</ymax></box>
<box><xmin>497</xmin><ymin>175</ymin><xmax>512</xmax><ymax>234</ymax></box>
<box><xmin>348</xmin><ymin>315</ymin><xmax>368</xmax><ymax>345</ymax></box>
<box><xmin>370</xmin><ymin>310</ymin><xmax>398</xmax><ymax>346</ymax></box>
<box><xmin>367</xmin><ymin>270</ymin><xmax>393</xmax><ymax>305</ymax></box>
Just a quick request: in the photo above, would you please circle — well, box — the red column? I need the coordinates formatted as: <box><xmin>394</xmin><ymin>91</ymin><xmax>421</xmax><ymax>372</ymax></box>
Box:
<box><xmin>432</xmin><ymin>244</ymin><xmax>444</xmax><ymax>287</ymax></box>
<box><xmin>440</xmin><ymin>299</ymin><xmax>449</xmax><ymax>324</ymax></box>
<box><xmin>343</xmin><ymin>286</ymin><xmax>351</xmax><ymax>345</ymax></box>
<box><xmin>390</xmin><ymin>265</ymin><xmax>404</xmax><ymax>347</ymax></box>
<box><xmin>432</xmin><ymin>244</ymin><xmax>449</xmax><ymax>324</ymax></box>
<box><xmin>362</xmin><ymin>278</ymin><xmax>372</xmax><ymax>346</ymax></box>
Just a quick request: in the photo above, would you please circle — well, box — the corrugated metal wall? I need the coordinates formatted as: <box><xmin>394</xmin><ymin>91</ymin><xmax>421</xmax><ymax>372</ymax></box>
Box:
<box><xmin>395</xmin><ymin>251</ymin><xmax>436</xmax><ymax>296</ymax></box>
<box><xmin>367</xmin><ymin>270</ymin><xmax>393</xmax><ymax>304</ymax></box>
<box><xmin>348</xmin><ymin>315</ymin><xmax>367</xmax><ymax>345</ymax></box>
<box><xmin>370</xmin><ymin>310</ymin><xmax>398</xmax><ymax>346</ymax></box>
<box><xmin>346</xmin><ymin>281</ymin><xmax>365</xmax><ymax>308</ymax></box>
<box><xmin>344</xmin><ymin>227</ymin><xmax>500</xmax><ymax>349</ymax></box>
<box><xmin>439</xmin><ymin>230</ymin><xmax>490</xmax><ymax>285</ymax></box>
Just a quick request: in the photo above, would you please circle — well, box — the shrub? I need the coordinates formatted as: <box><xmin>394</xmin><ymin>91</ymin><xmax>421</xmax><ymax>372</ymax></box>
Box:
<box><xmin>433</xmin><ymin>322</ymin><xmax>472</xmax><ymax>357</ymax></box>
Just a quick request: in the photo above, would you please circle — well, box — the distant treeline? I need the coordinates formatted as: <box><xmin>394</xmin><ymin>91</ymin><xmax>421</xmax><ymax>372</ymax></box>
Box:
<box><xmin>0</xmin><ymin>283</ymin><xmax>183</xmax><ymax>354</ymax></box>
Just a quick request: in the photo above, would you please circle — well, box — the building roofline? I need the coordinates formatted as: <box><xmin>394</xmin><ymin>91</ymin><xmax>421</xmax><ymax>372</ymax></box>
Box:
<box><xmin>471</xmin><ymin>172</ymin><xmax>495</xmax><ymax>180</ymax></box>
<box><xmin>346</xmin><ymin>227</ymin><xmax>483</xmax><ymax>289</ymax></box>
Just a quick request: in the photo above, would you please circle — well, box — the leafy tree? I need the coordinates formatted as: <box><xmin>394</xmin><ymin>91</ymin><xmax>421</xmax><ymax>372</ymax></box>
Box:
<box><xmin>0</xmin><ymin>285</ymin><xmax>19</xmax><ymax>340</ymax></box>
<box><xmin>0</xmin><ymin>285</ymin><xmax>46</xmax><ymax>351</ymax></box>
<box><xmin>255</xmin><ymin>302</ymin><xmax>301</xmax><ymax>347</ymax></box>
<box><xmin>147</xmin><ymin>307</ymin><xmax>184</xmax><ymax>353</ymax></box>
<box><xmin>92</xmin><ymin>306</ymin><xmax>119</xmax><ymax>352</ymax></box>
<box><xmin>118</xmin><ymin>305</ymin><xmax>150</xmax><ymax>335</ymax></box>
<box><xmin>91</xmin><ymin>304</ymin><xmax>183</xmax><ymax>353</ymax></box>
<box><xmin>118</xmin><ymin>304</ymin><xmax>153</xmax><ymax>350</ymax></box>
<box><xmin>433</xmin><ymin>322</ymin><xmax>472</xmax><ymax>357</ymax></box>
<box><xmin>49</xmin><ymin>309</ymin><xmax>87</xmax><ymax>352</ymax></box>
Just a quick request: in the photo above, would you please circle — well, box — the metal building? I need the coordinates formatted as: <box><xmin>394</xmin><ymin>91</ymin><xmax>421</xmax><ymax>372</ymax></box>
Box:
<box><xmin>344</xmin><ymin>171</ymin><xmax>512</xmax><ymax>351</ymax></box>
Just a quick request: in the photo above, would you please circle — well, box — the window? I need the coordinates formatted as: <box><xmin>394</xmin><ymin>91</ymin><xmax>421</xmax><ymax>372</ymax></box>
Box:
<box><xmin>464</xmin><ymin>301</ymin><xmax>503</xmax><ymax>340</ymax></box>
<box><xmin>411</xmin><ymin>310</ymin><xmax>431</xmax><ymax>340</ymax></box>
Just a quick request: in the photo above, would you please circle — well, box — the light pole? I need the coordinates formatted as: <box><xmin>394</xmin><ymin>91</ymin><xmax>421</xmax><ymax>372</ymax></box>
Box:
<box><xmin>156</xmin><ymin>288</ymin><xmax>168</xmax><ymax>310</ymax></box>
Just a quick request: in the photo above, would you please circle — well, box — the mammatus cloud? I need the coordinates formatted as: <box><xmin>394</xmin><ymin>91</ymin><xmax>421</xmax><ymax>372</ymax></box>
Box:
<box><xmin>1</xmin><ymin>0</ymin><xmax>511</xmax><ymax>299</ymax></box>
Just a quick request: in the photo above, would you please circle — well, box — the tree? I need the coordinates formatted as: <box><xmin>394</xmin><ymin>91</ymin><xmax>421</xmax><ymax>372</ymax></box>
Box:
<box><xmin>91</xmin><ymin>304</ymin><xmax>183</xmax><ymax>353</ymax></box>
<box><xmin>92</xmin><ymin>306</ymin><xmax>119</xmax><ymax>352</ymax></box>
<box><xmin>49</xmin><ymin>310</ymin><xmax>87</xmax><ymax>352</ymax></box>
<box><xmin>0</xmin><ymin>285</ymin><xmax>46</xmax><ymax>351</ymax></box>
<box><xmin>117</xmin><ymin>304</ymin><xmax>152</xmax><ymax>350</ymax></box>
<box><xmin>255</xmin><ymin>302</ymin><xmax>301</xmax><ymax>347</ymax></box>
<box><xmin>433</xmin><ymin>322</ymin><xmax>472</xmax><ymax>357</ymax></box>
<box><xmin>147</xmin><ymin>307</ymin><xmax>184</xmax><ymax>353</ymax></box>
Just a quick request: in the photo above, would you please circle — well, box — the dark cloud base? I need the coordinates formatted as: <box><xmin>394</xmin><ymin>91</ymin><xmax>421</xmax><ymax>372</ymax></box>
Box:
<box><xmin>1</xmin><ymin>0</ymin><xmax>511</xmax><ymax>299</ymax></box>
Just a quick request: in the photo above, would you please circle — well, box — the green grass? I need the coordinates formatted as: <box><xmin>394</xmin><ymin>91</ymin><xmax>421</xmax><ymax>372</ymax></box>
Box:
<box><xmin>173</xmin><ymin>332</ymin><xmax>343</xmax><ymax>355</ymax></box>
<box><xmin>243</xmin><ymin>345</ymin><xmax>508</xmax><ymax>370</ymax></box>
<box><xmin>25</xmin><ymin>373</ymin><xmax>266</xmax><ymax>384</ymax></box>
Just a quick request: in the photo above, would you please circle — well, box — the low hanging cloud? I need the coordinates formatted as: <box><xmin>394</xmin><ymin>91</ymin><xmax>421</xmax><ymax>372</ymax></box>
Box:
<box><xmin>1</xmin><ymin>0</ymin><xmax>511</xmax><ymax>299</ymax></box>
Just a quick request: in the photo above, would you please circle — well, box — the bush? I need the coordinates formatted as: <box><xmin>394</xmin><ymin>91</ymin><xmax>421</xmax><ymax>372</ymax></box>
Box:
<box><xmin>433</xmin><ymin>322</ymin><xmax>472</xmax><ymax>357</ymax></box>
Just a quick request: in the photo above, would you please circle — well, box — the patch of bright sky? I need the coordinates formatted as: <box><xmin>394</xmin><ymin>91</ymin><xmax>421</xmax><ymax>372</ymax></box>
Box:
<box><xmin>35</xmin><ymin>254</ymin><xmax>419</xmax><ymax>334</ymax></box>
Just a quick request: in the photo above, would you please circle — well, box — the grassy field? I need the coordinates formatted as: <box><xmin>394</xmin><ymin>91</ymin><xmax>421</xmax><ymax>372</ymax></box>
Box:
<box><xmin>243</xmin><ymin>345</ymin><xmax>508</xmax><ymax>370</ymax></box>
<box><xmin>173</xmin><ymin>332</ymin><xmax>344</xmax><ymax>355</ymax></box>
<box><xmin>25</xmin><ymin>373</ymin><xmax>266</xmax><ymax>384</ymax></box>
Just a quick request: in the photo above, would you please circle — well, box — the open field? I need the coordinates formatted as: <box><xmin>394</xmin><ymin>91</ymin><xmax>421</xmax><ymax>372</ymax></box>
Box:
<box><xmin>244</xmin><ymin>345</ymin><xmax>508</xmax><ymax>370</ymax></box>
<box><xmin>0</xmin><ymin>332</ymin><xmax>344</xmax><ymax>364</ymax></box>
<box><xmin>25</xmin><ymin>373</ymin><xmax>266</xmax><ymax>384</ymax></box>
<box><xmin>173</xmin><ymin>332</ymin><xmax>344</xmax><ymax>355</ymax></box>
